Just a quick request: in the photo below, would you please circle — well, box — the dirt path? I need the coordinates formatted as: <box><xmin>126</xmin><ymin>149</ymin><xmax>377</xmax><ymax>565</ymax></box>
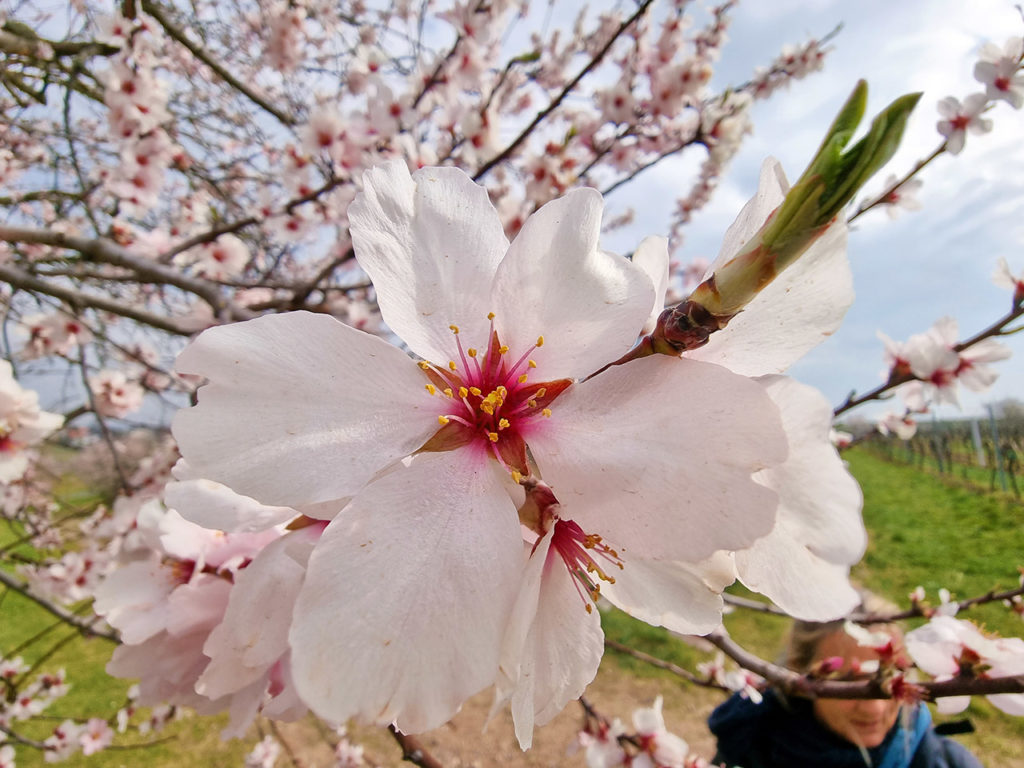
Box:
<box><xmin>282</xmin><ymin>658</ymin><xmax>723</xmax><ymax>767</ymax></box>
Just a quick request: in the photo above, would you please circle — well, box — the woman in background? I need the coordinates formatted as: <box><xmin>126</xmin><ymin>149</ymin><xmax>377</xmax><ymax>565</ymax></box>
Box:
<box><xmin>708</xmin><ymin>600</ymin><xmax>983</xmax><ymax>768</ymax></box>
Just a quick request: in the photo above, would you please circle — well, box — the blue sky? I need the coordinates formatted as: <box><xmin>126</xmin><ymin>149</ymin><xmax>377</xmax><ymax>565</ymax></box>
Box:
<box><xmin>601</xmin><ymin>0</ymin><xmax>1024</xmax><ymax>422</ymax></box>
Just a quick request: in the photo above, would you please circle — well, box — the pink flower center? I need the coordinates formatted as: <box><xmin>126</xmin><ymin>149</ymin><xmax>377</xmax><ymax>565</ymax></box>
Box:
<box><xmin>550</xmin><ymin>519</ymin><xmax>623</xmax><ymax>613</ymax></box>
<box><xmin>418</xmin><ymin>314</ymin><xmax>570</xmax><ymax>477</ymax></box>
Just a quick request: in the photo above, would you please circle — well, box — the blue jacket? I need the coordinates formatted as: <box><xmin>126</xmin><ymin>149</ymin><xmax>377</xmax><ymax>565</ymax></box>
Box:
<box><xmin>708</xmin><ymin>691</ymin><xmax>983</xmax><ymax>768</ymax></box>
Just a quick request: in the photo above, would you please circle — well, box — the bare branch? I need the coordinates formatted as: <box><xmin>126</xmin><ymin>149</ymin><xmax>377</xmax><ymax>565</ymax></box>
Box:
<box><xmin>0</xmin><ymin>569</ymin><xmax>119</xmax><ymax>642</ymax></box>
<box><xmin>140</xmin><ymin>1</ymin><xmax>296</xmax><ymax>126</ymax></box>
<box><xmin>388</xmin><ymin>725</ymin><xmax>445</xmax><ymax>768</ymax></box>
<box><xmin>0</xmin><ymin>262</ymin><xmax>197</xmax><ymax>335</ymax></box>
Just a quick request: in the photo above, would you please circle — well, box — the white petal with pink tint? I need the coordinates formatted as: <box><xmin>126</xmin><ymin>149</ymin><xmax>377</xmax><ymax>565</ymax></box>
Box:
<box><xmin>734</xmin><ymin>376</ymin><xmax>865</xmax><ymax>620</ymax></box>
<box><xmin>631</xmin><ymin>236</ymin><xmax>670</xmax><ymax>334</ymax></box>
<box><xmin>527</xmin><ymin>354</ymin><xmax>786</xmax><ymax>561</ymax></box>
<box><xmin>164</xmin><ymin>474</ymin><xmax>298</xmax><ymax>533</ymax></box>
<box><xmin>289</xmin><ymin>450</ymin><xmax>522</xmax><ymax>733</ymax></box>
<box><xmin>499</xmin><ymin>530</ymin><xmax>604</xmax><ymax>749</ymax></box>
<box><xmin>199</xmin><ymin>527</ymin><xmax>318</xmax><ymax>699</ymax></box>
<box><xmin>349</xmin><ymin>162</ymin><xmax>508</xmax><ymax>364</ymax></box>
<box><xmin>601</xmin><ymin>556</ymin><xmax>728</xmax><ymax>636</ymax></box>
<box><xmin>688</xmin><ymin>159</ymin><xmax>853</xmax><ymax>376</ymax></box>
<box><xmin>491</xmin><ymin>189</ymin><xmax>654</xmax><ymax>381</ymax></box>
<box><xmin>173</xmin><ymin>311</ymin><xmax>439</xmax><ymax>507</ymax></box>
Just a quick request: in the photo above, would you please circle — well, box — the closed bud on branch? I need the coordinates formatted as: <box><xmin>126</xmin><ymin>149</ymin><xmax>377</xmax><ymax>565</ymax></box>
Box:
<box><xmin>654</xmin><ymin>81</ymin><xmax>921</xmax><ymax>354</ymax></box>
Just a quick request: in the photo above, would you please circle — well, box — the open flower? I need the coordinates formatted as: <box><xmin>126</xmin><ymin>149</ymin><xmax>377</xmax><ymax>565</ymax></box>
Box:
<box><xmin>173</xmin><ymin>161</ymin><xmax>791</xmax><ymax>735</ymax></box>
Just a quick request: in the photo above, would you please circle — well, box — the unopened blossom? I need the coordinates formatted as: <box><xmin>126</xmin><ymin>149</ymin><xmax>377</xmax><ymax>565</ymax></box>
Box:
<box><xmin>173</xmin><ymin>161</ymin><xmax>793</xmax><ymax>736</ymax></box>
<box><xmin>906</xmin><ymin>615</ymin><xmax>1024</xmax><ymax>715</ymax></box>
<box><xmin>974</xmin><ymin>37</ymin><xmax>1024</xmax><ymax>109</ymax></box>
<box><xmin>936</xmin><ymin>94</ymin><xmax>991</xmax><ymax>155</ymax></box>
<box><xmin>0</xmin><ymin>360</ymin><xmax>63</xmax><ymax>483</ymax></box>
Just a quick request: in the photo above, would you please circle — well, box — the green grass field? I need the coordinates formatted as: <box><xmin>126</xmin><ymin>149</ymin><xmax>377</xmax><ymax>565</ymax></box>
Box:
<box><xmin>2</xmin><ymin>445</ymin><xmax>1022</xmax><ymax>765</ymax></box>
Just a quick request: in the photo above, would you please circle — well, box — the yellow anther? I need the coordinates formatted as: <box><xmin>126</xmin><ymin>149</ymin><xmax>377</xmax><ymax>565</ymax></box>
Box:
<box><xmin>511</xmin><ymin>470</ymin><xmax>522</xmax><ymax>483</ymax></box>
<box><xmin>438</xmin><ymin>415</ymin><xmax>450</xmax><ymax>425</ymax></box>
<box><xmin>518</xmin><ymin>374</ymin><xmax>528</xmax><ymax>384</ymax></box>
<box><xmin>496</xmin><ymin>386</ymin><xmax>507</xmax><ymax>398</ymax></box>
<box><xmin>536</xmin><ymin>387</ymin><xmax>547</xmax><ymax>398</ymax></box>
<box><xmin>458</xmin><ymin>386</ymin><xmax>469</xmax><ymax>398</ymax></box>
<box><xmin>542</xmin><ymin>408</ymin><xmax>552</xmax><ymax>418</ymax></box>
<box><xmin>468</xmin><ymin>348</ymin><xmax>477</xmax><ymax>357</ymax></box>
<box><xmin>418</xmin><ymin>361</ymin><xmax>431</xmax><ymax>370</ymax></box>
<box><xmin>527</xmin><ymin>399</ymin><xmax>537</xmax><ymax>408</ymax></box>
<box><xmin>528</xmin><ymin>360</ymin><xmax>537</xmax><ymax>368</ymax></box>
<box><xmin>536</xmin><ymin>335</ymin><xmax>545</xmax><ymax>347</ymax></box>
<box><xmin>488</xmin><ymin>432</ymin><xmax>499</xmax><ymax>442</ymax></box>
<box><xmin>425</xmin><ymin>384</ymin><xmax>436</xmax><ymax>395</ymax></box>
<box><xmin>448</xmin><ymin>361</ymin><xmax>457</xmax><ymax>371</ymax></box>
<box><xmin>487</xmin><ymin>312</ymin><xmax>495</xmax><ymax>320</ymax></box>
<box><xmin>498</xmin><ymin>418</ymin><xmax>510</xmax><ymax>430</ymax></box>
<box><xmin>469</xmin><ymin>386</ymin><xmax>482</xmax><ymax>396</ymax></box>
<box><xmin>449</xmin><ymin>324</ymin><xmax>459</xmax><ymax>334</ymax></box>
<box><xmin>585</xmin><ymin>603</ymin><xmax>593</xmax><ymax>614</ymax></box>
<box><xmin>498</xmin><ymin>345</ymin><xmax>509</xmax><ymax>354</ymax></box>
<box><xmin>443</xmin><ymin>388</ymin><xmax>454</xmax><ymax>398</ymax></box>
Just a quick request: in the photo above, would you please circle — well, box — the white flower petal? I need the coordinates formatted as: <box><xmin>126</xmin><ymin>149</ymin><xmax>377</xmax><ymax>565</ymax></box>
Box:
<box><xmin>173</xmin><ymin>311</ymin><xmax>440</xmax><ymax>507</ymax></box>
<box><xmin>289</xmin><ymin>450</ymin><xmax>522</xmax><ymax>733</ymax></box>
<box><xmin>601</xmin><ymin>556</ymin><xmax>726</xmax><ymax>636</ymax></box>
<box><xmin>631</xmin><ymin>236</ymin><xmax>670</xmax><ymax>334</ymax></box>
<box><xmin>527</xmin><ymin>354</ymin><xmax>786</xmax><ymax>561</ymax></box>
<box><xmin>164</xmin><ymin>477</ymin><xmax>298</xmax><ymax>533</ymax></box>
<box><xmin>491</xmin><ymin>189</ymin><xmax>654</xmax><ymax>380</ymax></box>
<box><xmin>734</xmin><ymin>376</ymin><xmax>865</xmax><ymax>620</ymax></box>
<box><xmin>507</xmin><ymin>530</ymin><xmax>604</xmax><ymax>749</ymax></box>
<box><xmin>690</xmin><ymin>163</ymin><xmax>852</xmax><ymax>376</ymax></box>
<box><xmin>349</xmin><ymin>161</ymin><xmax>508</xmax><ymax>363</ymax></box>
<box><xmin>198</xmin><ymin>528</ymin><xmax>318</xmax><ymax>699</ymax></box>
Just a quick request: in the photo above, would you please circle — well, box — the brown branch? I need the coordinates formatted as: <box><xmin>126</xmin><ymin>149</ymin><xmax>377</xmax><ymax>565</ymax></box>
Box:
<box><xmin>852</xmin><ymin>584</ymin><xmax>1024</xmax><ymax>625</ymax></box>
<box><xmin>706</xmin><ymin>628</ymin><xmax>1024</xmax><ymax>701</ymax></box>
<box><xmin>0</xmin><ymin>569</ymin><xmax>119</xmax><ymax>642</ymax></box>
<box><xmin>472</xmin><ymin>0</ymin><xmax>655</xmax><ymax>181</ymax></box>
<box><xmin>0</xmin><ymin>262</ymin><xmax>196</xmax><ymax>335</ymax></box>
<box><xmin>388</xmin><ymin>725</ymin><xmax>445</xmax><ymax>768</ymax></box>
<box><xmin>722</xmin><ymin>593</ymin><xmax>789</xmax><ymax>617</ymax></box>
<box><xmin>0</xmin><ymin>225</ymin><xmax>230</xmax><ymax>312</ymax></box>
<box><xmin>848</xmin><ymin>144</ymin><xmax>946</xmax><ymax>224</ymax></box>
<box><xmin>834</xmin><ymin>300</ymin><xmax>1024</xmax><ymax>417</ymax></box>
<box><xmin>140</xmin><ymin>0</ymin><xmax>295</xmax><ymax>126</ymax></box>
<box><xmin>604</xmin><ymin>638</ymin><xmax>727</xmax><ymax>690</ymax></box>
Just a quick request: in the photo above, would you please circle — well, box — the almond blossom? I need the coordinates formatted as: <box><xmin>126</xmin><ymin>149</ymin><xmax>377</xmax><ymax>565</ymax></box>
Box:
<box><xmin>905</xmin><ymin>615</ymin><xmax>1024</xmax><ymax>715</ymax></box>
<box><xmin>974</xmin><ymin>37</ymin><xmax>1024</xmax><ymax>109</ymax></box>
<box><xmin>993</xmin><ymin>257</ymin><xmax>1024</xmax><ymax>305</ymax></box>
<box><xmin>172</xmin><ymin>161</ymin><xmax>794</xmax><ymax>736</ymax></box>
<box><xmin>0</xmin><ymin>360</ymin><xmax>63</xmax><ymax>483</ymax></box>
<box><xmin>936</xmin><ymin>94</ymin><xmax>992</xmax><ymax>155</ymax></box>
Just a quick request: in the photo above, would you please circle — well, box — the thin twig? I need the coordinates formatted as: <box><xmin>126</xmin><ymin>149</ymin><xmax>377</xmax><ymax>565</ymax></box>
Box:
<box><xmin>388</xmin><ymin>725</ymin><xmax>445</xmax><ymax>768</ymax></box>
<box><xmin>0</xmin><ymin>570</ymin><xmax>119</xmax><ymax>643</ymax></box>
<box><xmin>472</xmin><ymin>0</ymin><xmax>655</xmax><ymax>181</ymax></box>
<box><xmin>604</xmin><ymin>638</ymin><xmax>727</xmax><ymax>690</ymax></box>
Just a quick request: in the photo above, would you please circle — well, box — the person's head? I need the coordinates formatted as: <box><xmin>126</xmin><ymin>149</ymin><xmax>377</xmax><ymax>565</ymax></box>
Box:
<box><xmin>783</xmin><ymin>593</ymin><xmax>903</xmax><ymax>749</ymax></box>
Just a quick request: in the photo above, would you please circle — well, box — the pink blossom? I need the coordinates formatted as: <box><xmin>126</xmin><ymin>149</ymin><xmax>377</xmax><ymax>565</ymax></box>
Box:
<box><xmin>631</xmin><ymin>696</ymin><xmax>690</xmax><ymax>768</ymax></box>
<box><xmin>974</xmin><ymin>37</ymin><xmax>1024</xmax><ymax>109</ymax></box>
<box><xmin>79</xmin><ymin>718</ymin><xmax>113</xmax><ymax>756</ymax></box>
<box><xmin>992</xmin><ymin>257</ymin><xmax>1024</xmax><ymax>305</ymax></box>
<box><xmin>88</xmin><ymin>370</ymin><xmax>145</xmax><ymax>419</ymax></box>
<box><xmin>0</xmin><ymin>361</ymin><xmax>63</xmax><ymax>483</ymax></box>
<box><xmin>245</xmin><ymin>735</ymin><xmax>281</xmax><ymax>768</ymax></box>
<box><xmin>905</xmin><ymin>615</ymin><xmax>1024</xmax><ymax>715</ymax></box>
<box><xmin>877</xmin><ymin>174</ymin><xmax>923</xmax><ymax>218</ymax></box>
<box><xmin>173</xmin><ymin>161</ymin><xmax>793</xmax><ymax>736</ymax></box>
<box><xmin>936</xmin><ymin>94</ymin><xmax>992</xmax><ymax>155</ymax></box>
